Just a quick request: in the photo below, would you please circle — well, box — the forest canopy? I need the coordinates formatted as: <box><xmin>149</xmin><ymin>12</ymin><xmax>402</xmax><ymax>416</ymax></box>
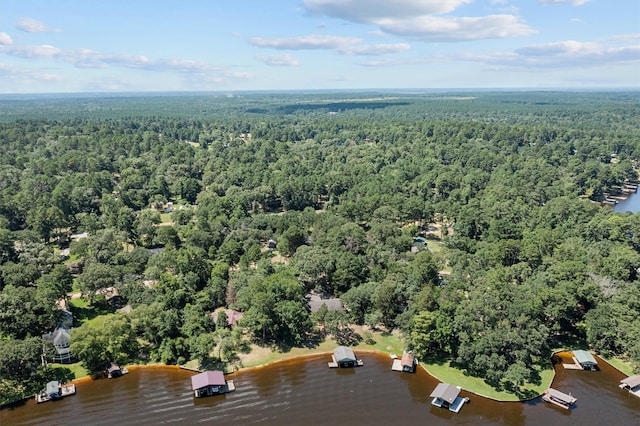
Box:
<box><xmin>1</xmin><ymin>91</ymin><xmax>639</xmax><ymax>403</ymax></box>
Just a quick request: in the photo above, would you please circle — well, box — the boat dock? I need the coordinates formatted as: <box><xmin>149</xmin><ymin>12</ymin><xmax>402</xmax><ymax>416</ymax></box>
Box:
<box><xmin>36</xmin><ymin>382</ymin><xmax>76</xmax><ymax>403</ymax></box>
<box><xmin>619</xmin><ymin>375</ymin><xmax>640</xmax><ymax>398</ymax></box>
<box><xmin>328</xmin><ymin>346</ymin><xmax>363</xmax><ymax>368</ymax></box>
<box><xmin>430</xmin><ymin>383</ymin><xmax>469</xmax><ymax>413</ymax></box>
<box><xmin>391</xmin><ymin>353</ymin><xmax>417</xmax><ymax>373</ymax></box>
<box><xmin>562</xmin><ymin>357</ymin><xmax>583</xmax><ymax>369</ymax></box>
<box><xmin>328</xmin><ymin>354</ymin><xmax>364</xmax><ymax>368</ymax></box>
<box><xmin>541</xmin><ymin>388</ymin><xmax>577</xmax><ymax>409</ymax></box>
<box><xmin>191</xmin><ymin>371</ymin><xmax>236</xmax><ymax>398</ymax></box>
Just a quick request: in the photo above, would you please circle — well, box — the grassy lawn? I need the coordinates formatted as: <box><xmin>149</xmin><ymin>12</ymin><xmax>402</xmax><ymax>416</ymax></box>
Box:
<box><xmin>237</xmin><ymin>328</ymin><xmax>405</xmax><ymax>369</ymax></box>
<box><xmin>68</xmin><ymin>297</ymin><xmax>114</xmax><ymax>326</ymax></box>
<box><xmin>421</xmin><ymin>358</ymin><xmax>554</xmax><ymax>401</ymax></box>
<box><xmin>603</xmin><ymin>356</ymin><xmax>636</xmax><ymax>376</ymax></box>
<box><xmin>51</xmin><ymin>362</ymin><xmax>89</xmax><ymax>380</ymax></box>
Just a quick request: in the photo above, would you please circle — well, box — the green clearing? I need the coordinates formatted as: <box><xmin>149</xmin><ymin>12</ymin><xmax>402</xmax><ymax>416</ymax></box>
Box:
<box><xmin>237</xmin><ymin>329</ymin><xmax>405</xmax><ymax>369</ymax></box>
<box><xmin>603</xmin><ymin>356</ymin><xmax>636</xmax><ymax>376</ymax></box>
<box><xmin>421</xmin><ymin>358</ymin><xmax>554</xmax><ymax>401</ymax></box>
<box><xmin>52</xmin><ymin>362</ymin><xmax>89</xmax><ymax>380</ymax></box>
<box><xmin>68</xmin><ymin>297</ymin><xmax>113</xmax><ymax>326</ymax></box>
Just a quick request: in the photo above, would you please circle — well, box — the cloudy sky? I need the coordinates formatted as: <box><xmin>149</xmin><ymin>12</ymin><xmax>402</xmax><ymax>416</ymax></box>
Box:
<box><xmin>0</xmin><ymin>0</ymin><xmax>638</xmax><ymax>93</ymax></box>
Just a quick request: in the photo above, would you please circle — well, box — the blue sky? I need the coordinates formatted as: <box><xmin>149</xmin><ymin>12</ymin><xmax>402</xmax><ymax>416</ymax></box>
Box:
<box><xmin>0</xmin><ymin>0</ymin><xmax>638</xmax><ymax>93</ymax></box>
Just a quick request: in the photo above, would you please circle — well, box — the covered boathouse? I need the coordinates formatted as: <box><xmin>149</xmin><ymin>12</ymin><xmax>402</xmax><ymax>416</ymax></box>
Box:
<box><xmin>430</xmin><ymin>383</ymin><xmax>468</xmax><ymax>413</ymax></box>
<box><xmin>191</xmin><ymin>371</ymin><xmax>235</xmax><ymax>398</ymax></box>
<box><xmin>619</xmin><ymin>375</ymin><xmax>640</xmax><ymax>397</ymax></box>
<box><xmin>542</xmin><ymin>388</ymin><xmax>577</xmax><ymax>409</ymax></box>
<box><xmin>328</xmin><ymin>346</ymin><xmax>363</xmax><ymax>368</ymax></box>
<box><xmin>391</xmin><ymin>353</ymin><xmax>417</xmax><ymax>373</ymax></box>
<box><xmin>572</xmin><ymin>350</ymin><xmax>598</xmax><ymax>370</ymax></box>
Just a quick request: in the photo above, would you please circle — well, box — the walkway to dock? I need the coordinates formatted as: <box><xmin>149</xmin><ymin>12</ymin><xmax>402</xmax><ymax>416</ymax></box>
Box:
<box><xmin>562</xmin><ymin>357</ymin><xmax>583</xmax><ymax>370</ymax></box>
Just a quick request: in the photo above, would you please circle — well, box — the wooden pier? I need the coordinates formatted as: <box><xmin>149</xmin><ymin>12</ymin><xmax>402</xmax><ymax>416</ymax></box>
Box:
<box><xmin>541</xmin><ymin>388</ymin><xmax>576</xmax><ymax>409</ymax></box>
<box><xmin>36</xmin><ymin>382</ymin><xmax>76</xmax><ymax>403</ymax></box>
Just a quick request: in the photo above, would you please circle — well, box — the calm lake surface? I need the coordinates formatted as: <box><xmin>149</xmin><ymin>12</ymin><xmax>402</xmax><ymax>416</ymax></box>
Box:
<box><xmin>2</xmin><ymin>352</ymin><xmax>638</xmax><ymax>426</ymax></box>
<box><xmin>613</xmin><ymin>191</ymin><xmax>640</xmax><ymax>213</ymax></box>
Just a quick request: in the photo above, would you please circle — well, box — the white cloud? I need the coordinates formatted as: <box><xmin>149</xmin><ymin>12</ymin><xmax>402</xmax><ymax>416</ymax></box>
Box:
<box><xmin>39</xmin><ymin>73</ymin><xmax>64</xmax><ymax>81</ymax></box>
<box><xmin>2</xmin><ymin>42</ymin><xmax>250</xmax><ymax>85</ymax></box>
<box><xmin>538</xmin><ymin>0</ymin><xmax>591</xmax><ymax>5</ymax></box>
<box><xmin>6</xmin><ymin>44</ymin><xmax>62</xmax><ymax>58</ymax></box>
<box><xmin>16</xmin><ymin>18</ymin><xmax>61</xmax><ymax>33</ymax></box>
<box><xmin>515</xmin><ymin>40</ymin><xmax>640</xmax><ymax>64</ymax></box>
<box><xmin>377</xmin><ymin>14</ymin><xmax>536</xmax><ymax>41</ymax></box>
<box><xmin>249</xmin><ymin>34</ymin><xmax>361</xmax><ymax>50</ymax></box>
<box><xmin>304</xmin><ymin>1</ymin><xmax>535</xmax><ymax>42</ymax></box>
<box><xmin>0</xmin><ymin>62</ymin><xmax>21</xmax><ymax>74</ymax></box>
<box><xmin>607</xmin><ymin>33</ymin><xmax>640</xmax><ymax>43</ymax></box>
<box><xmin>338</xmin><ymin>43</ymin><xmax>411</xmax><ymax>56</ymax></box>
<box><xmin>303</xmin><ymin>0</ymin><xmax>472</xmax><ymax>22</ymax></box>
<box><xmin>461</xmin><ymin>39</ymin><xmax>640</xmax><ymax>68</ymax></box>
<box><xmin>256</xmin><ymin>54</ymin><xmax>299</xmax><ymax>66</ymax></box>
<box><xmin>249</xmin><ymin>34</ymin><xmax>410</xmax><ymax>56</ymax></box>
<box><xmin>0</xmin><ymin>32</ymin><xmax>13</xmax><ymax>45</ymax></box>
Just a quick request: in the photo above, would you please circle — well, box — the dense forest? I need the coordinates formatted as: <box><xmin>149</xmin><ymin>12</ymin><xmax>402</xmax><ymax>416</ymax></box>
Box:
<box><xmin>1</xmin><ymin>91</ymin><xmax>640</xmax><ymax>404</ymax></box>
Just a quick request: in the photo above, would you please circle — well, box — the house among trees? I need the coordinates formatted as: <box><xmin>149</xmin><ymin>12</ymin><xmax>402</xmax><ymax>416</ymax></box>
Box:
<box><xmin>328</xmin><ymin>346</ymin><xmax>363</xmax><ymax>368</ymax></box>
<box><xmin>572</xmin><ymin>350</ymin><xmax>598</xmax><ymax>370</ymax></box>
<box><xmin>308</xmin><ymin>292</ymin><xmax>343</xmax><ymax>313</ymax></box>
<box><xmin>211</xmin><ymin>309</ymin><xmax>244</xmax><ymax>327</ymax></box>
<box><xmin>619</xmin><ymin>375</ymin><xmax>640</xmax><ymax>397</ymax></box>
<box><xmin>66</xmin><ymin>262</ymin><xmax>81</xmax><ymax>274</ymax></box>
<box><xmin>42</xmin><ymin>325</ymin><xmax>74</xmax><ymax>364</ymax></box>
<box><xmin>191</xmin><ymin>371</ymin><xmax>235</xmax><ymax>398</ymax></box>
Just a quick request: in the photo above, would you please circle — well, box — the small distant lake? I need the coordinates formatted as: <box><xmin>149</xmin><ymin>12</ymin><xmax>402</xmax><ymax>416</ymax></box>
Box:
<box><xmin>614</xmin><ymin>191</ymin><xmax>640</xmax><ymax>213</ymax></box>
<box><xmin>2</xmin><ymin>352</ymin><xmax>639</xmax><ymax>425</ymax></box>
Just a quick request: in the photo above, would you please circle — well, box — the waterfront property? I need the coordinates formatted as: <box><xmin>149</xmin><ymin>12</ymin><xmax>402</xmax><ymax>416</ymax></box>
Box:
<box><xmin>107</xmin><ymin>362</ymin><xmax>129</xmax><ymax>379</ymax></box>
<box><xmin>619</xmin><ymin>375</ymin><xmax>640</xmax><ymax>397</ymax></box>
<box><xmin>572</xmin><ymin>350</ymin><xmax>598</xmax><ymax>370</ymax></box>
<box><xmin>41</xmin><ymin>325</ymin><xmax>74</xmax><ymax>364</ymax></box>
<box><xmin>430</xmin><ymin>383</ymin><xmax>468</xmax><ymax>413</ymax></box>
<box><xmin>391</xmin><ymin>353</ymin><xmax>416</xmax><ymax>373</ymax></box>
<box><xmin>328</xmin><ymin>346</ymin><xmax>363</xmax><ymax>368</ymax></box>
<box><xmin>191</xmin><ymin>371</ymin><xmax>235</xmax><ymax>398</ymax></box>
<box><xmin>541</xmin><ymin>388</ymin><xmax>577</xmax><ymax>409</ymax></box>
<box><xmin>35</xmin><ymin>381</ymin><xmax>76</xmax><ymax>403</ymax></box>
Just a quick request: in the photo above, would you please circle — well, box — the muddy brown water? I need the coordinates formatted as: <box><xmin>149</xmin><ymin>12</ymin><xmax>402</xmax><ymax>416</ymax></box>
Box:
<box><xmin>2</xmin><ymin>352</ymin><xmax>638</xmax><ymax>425</ymax></box>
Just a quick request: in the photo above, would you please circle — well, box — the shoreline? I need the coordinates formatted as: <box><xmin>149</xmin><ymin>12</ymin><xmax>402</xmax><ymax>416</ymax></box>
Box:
<box><xmin>8</xmin><ymin>346</ymin><xmax>632</xmax><ymax>409</ymax></box>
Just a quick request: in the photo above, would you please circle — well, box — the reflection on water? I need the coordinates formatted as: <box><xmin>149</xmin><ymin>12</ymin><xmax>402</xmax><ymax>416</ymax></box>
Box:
<box><xmin>2</xmin><ymin>353</ymin><xmax>638</xmax><ymax>425</ymax></box>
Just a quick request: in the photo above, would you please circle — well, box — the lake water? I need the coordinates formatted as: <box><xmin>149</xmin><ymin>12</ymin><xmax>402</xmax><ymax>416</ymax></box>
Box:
<box><xmin>2</xmin><ymin>352</ymin><xmax>638</xmax><ymax>425</ymax></box>
<box><xmin>613</xmin><ymin>191</ymin><xmax>640</xmax><ymax>213</ymax></box>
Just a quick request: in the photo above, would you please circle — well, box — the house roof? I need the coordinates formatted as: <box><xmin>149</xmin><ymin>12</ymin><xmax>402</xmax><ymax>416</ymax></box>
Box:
<box><xmin>191</xmin><ymin>371</ymin><xmax>226</xmax><ymax>390</ymax></box>
<box><xmin>333</xmin><ymin>346</ymin><xmax>356</xmax><ymax>362</ymax></box>
<box><xmin>46</xmin><ymin>381</ymin><xmax>60</xmax><ymax>396</ymax></box>
<box><xmin>211</xmin><ymin>309</ymin><xmax>244</xmax><ymax>326</ymax></box>
<box><xmin>430</xmin><ymin>383</ymin><xmax>460</xmax><ymax>403</ymax></box>
<box><xmin>309</xmin><ymin>298</ymin><xmax>343</xmax><ymax>313</ymax></box>
<box><xmin>621</xmin><ymin>375</ymin><xmax>640</xmax><ymax>388</ymax></box>
<box><xmin>42</xmin><ymin>326</ymin><xmax>71</xmax><ymax>352</ymax></box>
<box><xmin>573</xmin><ymin>350</ymin><xmax>597</xmax><ymax>365</ymax></box>
<box><xmin>401</xmin><ymin>353</ymin><xmax>415</xmax><ymax>367</ymax></box>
